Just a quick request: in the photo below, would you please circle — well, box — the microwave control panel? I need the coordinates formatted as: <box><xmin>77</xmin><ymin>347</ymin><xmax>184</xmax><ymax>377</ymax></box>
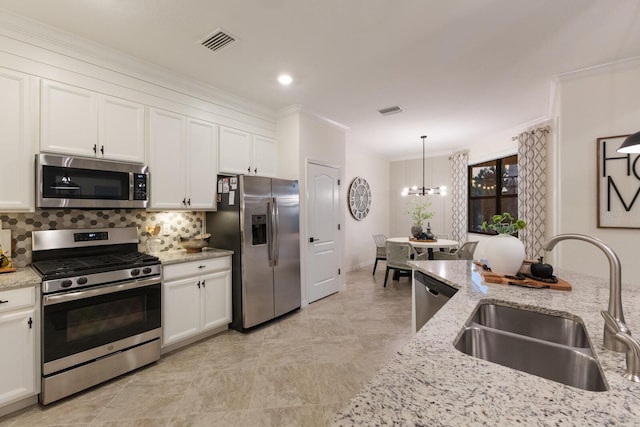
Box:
<box><xmin>133</xmin><ymin>173</ymin><xmax>148</xmax><ymax>200</ymax></box>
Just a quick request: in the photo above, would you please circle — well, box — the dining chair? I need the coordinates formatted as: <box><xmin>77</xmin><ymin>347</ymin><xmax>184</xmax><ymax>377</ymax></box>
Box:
<box><xmin>372</xmin><ymin>234</ymin><xmax>387</xmax><ymax>275</ymax></box>
<box><xmin>384</xmin><ymin>241</ymin><xmax>427</xmax><ymax>287</ymax></box>
<box><xmin>432</xmin><ymin>241</ymin><xmax>479</xmax><ymax>260</ymax></box>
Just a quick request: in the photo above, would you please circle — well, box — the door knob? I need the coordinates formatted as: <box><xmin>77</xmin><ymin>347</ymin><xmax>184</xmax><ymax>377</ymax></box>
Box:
<box><xmin>309</xmin><ymin>237</ymin><xmax>318</xmax><ymax>243</ymax></box>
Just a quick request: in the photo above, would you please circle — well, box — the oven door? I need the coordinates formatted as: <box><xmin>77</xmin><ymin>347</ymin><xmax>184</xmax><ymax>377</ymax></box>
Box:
<box><xmin>42</xmin><ymin>278</ymin><xmax>161</xmax><ymax>375</ymax></box>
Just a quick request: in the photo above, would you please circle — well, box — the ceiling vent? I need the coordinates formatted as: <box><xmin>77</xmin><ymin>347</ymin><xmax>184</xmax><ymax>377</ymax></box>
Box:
<box><xmin>200</xmin><ymin>29</ymin><xmax>236</xmax><ymax>52</ymax></box>
<box><xmin>378</xmin><ymin>106</ymin><xmax>404</xmax><ymax>116</ymax></box>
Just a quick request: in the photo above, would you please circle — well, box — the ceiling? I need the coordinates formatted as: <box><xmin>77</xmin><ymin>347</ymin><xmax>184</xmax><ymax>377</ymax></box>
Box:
<box><xmin>1</xmin><ymin>0</ymin><xmax>640</xmax><ymax>160</ymax></box>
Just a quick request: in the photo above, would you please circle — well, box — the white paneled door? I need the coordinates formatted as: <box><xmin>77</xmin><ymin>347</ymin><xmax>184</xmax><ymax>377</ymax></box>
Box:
<box><xmin>307</xmin><ymin>162</ymin><xmax>341</xmax><ymax>303</ymax></box>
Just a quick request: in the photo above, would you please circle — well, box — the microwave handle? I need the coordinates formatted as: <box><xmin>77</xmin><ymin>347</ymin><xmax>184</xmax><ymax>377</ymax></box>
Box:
<box><xmin>129</xmin><ymin>172</ymin><xmax>134</xmax><ymax>201</ymax></box>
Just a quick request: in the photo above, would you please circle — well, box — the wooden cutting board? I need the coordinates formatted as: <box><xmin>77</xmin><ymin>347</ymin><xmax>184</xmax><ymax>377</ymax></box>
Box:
<box><xmin>409</xmin><ymin>238</ymin><xmax>437</xmax><ymax>242</ymax></box>
<box><xmin>479</xmin><ymin>270</ymin><xmax>572</xmax><ymax>291</ymax></box>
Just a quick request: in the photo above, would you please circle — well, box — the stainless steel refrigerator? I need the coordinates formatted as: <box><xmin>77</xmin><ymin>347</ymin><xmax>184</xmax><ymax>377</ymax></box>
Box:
<box><xmin>206</xmin><ymin>175</ymin><xmax>301</xmax><ymax>331</ymax></box>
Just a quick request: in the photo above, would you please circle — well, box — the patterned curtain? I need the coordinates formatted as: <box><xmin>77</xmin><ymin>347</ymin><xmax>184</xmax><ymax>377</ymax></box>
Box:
<box><xmin>517</xmin><ymin>126</ymin><xmax>550</xmax><ymax>259</ymax></box>
<box><xmin>450</xmin><ymin>150</ymin><xmax>469</xmax><ymax>243</ymax></box>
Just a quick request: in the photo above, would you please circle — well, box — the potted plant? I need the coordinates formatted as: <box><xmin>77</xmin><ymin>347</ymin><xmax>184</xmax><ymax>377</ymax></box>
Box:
<box><xmin>407</xmin><ymin>197</ymin><xmax>434</xmax><ymax>238</ymax></box>
<box><xmin>482</xmin><ymin>212</ymin><xmax>526</xmax><ymax>275</ymax></box>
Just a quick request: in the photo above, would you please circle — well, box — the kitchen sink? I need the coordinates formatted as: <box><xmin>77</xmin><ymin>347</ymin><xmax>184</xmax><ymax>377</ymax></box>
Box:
<box><xmin>470</xmin><ymin>303</ymin><xmax>590</xmax><ymax>347</ymax></box>
<box><xmin>454</xmin><ymin>301</ymin><xmax>608</xmax><ymax>391</ymax></box>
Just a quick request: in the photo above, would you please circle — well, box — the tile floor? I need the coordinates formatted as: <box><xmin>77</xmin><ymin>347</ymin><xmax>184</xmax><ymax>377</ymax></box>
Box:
<box><xmin>0</xmin><ymin>266</ymin><xmax>413</xmax><ymax>426</ymax></box>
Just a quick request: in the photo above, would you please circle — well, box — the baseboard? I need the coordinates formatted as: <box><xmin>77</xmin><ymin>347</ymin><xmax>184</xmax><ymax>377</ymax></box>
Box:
<box><xmin>344</xmin><ymin>260</ymin><xmax>379</xmax><ymax>273</ymax></box>
<box><xmin>160</xmin><ymin>324</ymin><xmax>228</xmax><ymax>355</ymax></box>
<box><xmin>0</xmin><ymin>395</ymin><xmax>38</xmax><ymax>418</ymax></box>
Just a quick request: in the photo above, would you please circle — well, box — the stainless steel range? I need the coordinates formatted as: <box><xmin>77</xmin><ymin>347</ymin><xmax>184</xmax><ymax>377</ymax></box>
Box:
<box><xmin>31</xmin><ymin>227</ymin><xmax>162</xmax><ymax>405</ymax></box>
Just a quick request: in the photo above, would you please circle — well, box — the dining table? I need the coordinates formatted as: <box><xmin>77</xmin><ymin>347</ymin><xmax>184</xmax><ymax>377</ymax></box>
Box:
<box><xmin>386</xmin><ymin>236</ymin><xmax>459</xmax><ymax>260</ymax></box>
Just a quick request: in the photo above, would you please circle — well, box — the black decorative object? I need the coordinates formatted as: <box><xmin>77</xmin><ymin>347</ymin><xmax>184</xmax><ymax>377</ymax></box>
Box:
<box><xmin>424</xmin><ymin>222</ymin><xmax>435</xmax><ymax>240</ymax></box>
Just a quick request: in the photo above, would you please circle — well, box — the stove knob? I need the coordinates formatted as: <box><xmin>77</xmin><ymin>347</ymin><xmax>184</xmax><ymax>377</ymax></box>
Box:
<box><xmin>142</xmin><ymin>267</ymin><xmax>152</xmax><ymax>274</ymax></box>
<box><xmin>131</xmin><ymin>269</ymin><xmax>141</xmax><ymax>277</ymax></box>
<box><xmin>77</xmin><ymin>277</ymin><xmax>88</xmax><ymax>285</ymax></box>
<box><xmin>61</xmin><ymin>279</ymin><xmax>73</xmax><ymax>288</ymax></box>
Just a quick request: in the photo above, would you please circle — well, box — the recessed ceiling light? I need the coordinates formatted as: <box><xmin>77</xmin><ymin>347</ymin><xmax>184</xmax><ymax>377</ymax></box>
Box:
<box><xmin>278</xmin><ymin>74</ymin><xmax>293</xmax><ymax>85</ymax></box>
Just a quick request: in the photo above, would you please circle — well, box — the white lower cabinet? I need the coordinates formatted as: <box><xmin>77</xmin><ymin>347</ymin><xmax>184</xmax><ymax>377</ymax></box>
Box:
<box><xmin>162</xmin><ymin>257</ymin><xmax>231</xmax><ymax>347</ymax></box>
<box><xmin>0</xmin><ymin>287</ymin><xmax>38</xmax><ymax>408</ymax></box>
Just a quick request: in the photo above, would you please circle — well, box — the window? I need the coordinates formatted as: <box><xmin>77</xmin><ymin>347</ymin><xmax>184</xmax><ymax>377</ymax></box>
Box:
<box><xmin>468</xmin><ymin>155</ymin><xmax>518</xmax><ymax>234</ymax></box>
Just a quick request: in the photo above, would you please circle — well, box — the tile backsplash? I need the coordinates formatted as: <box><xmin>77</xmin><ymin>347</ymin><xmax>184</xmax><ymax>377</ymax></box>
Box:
<box><xmin>0</xmin><ymin>209</ymin><xmax>204</xmax><ymax>267</ymax></box>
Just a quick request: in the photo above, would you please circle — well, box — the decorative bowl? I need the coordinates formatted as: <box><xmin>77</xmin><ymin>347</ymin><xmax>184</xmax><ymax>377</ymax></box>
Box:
<box><xmin>178</xmin><ymin>234</ymin><xmax>211</xmax><ymax>253</ymax></box>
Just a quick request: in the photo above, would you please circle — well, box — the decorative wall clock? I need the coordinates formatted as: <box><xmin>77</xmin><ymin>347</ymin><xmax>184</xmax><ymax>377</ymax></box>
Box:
<box><xmin>348</xmin><ymin>176</ymin><xmax>371</xmax><ymax>220</ymax></box>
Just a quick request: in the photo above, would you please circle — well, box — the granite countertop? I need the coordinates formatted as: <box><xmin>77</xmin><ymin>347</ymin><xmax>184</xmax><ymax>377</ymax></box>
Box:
<box><xmin>0</xmin><ymin>267</ymin><xmax>41</xmax><ymax>291</ymax></box>
<box><xmin>333</xmin><ymin>260</ymin><xmax>640</xmax><ymax>426</ymax></box>
<box><xmin>0</xmin><ymin>248</ymin><xmax>234</xmax><ymax>291</ymax></box>
<box><xmin>156</xmin><ymin>247</ymin><xmax>233</xmax><ymax>266</ymax></box>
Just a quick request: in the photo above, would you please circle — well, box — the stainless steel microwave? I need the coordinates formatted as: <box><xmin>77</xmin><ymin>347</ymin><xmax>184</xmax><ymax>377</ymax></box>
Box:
<box><xmin>36</xmin><ymin>154</ymin><xmax>148</xmax><ymax>209</ymax></box>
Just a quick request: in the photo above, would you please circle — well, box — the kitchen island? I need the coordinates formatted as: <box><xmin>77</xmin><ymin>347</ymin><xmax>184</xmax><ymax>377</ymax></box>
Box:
<box><xmin>333</xmin><ymin>260</ymin><xmax>640</xmax><ymax>426</ymax></box>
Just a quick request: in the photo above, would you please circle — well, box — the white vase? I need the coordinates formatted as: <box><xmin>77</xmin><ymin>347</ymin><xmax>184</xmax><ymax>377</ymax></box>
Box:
<box><xmin>485</xmin><ymin>234</ymin><xmax>526</xmax><ymax>276</ymax></box>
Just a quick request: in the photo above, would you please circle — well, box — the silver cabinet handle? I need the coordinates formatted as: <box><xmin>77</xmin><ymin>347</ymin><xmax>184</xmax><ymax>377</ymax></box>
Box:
<box><xmin>43</xmin><ymin>277</ymin><xmax>159</xmax><ymax>306</ymax></box>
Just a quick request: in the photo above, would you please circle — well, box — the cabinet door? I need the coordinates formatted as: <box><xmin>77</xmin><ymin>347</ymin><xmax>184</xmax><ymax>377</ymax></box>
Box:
<box><xmin>219</xmin><ymin>126</ymin><xmax>252</xmax><ymax>175</ymax></box>
<box><xmin>252</xmin><ymin>135</ymin><xmax>277</xmax><ymax>177</ymax></box>
<box><xmin>186</xmin><ymin>118</ymin><xmax>217</xmax><ymax>210</ymax></box>
<box><xmin>41</xmin><ymin>80</ymin><xmax>98</xmax><ymax>158</ymax></box>
<box><xmin>99</xmin><ymin>96</ymin><xmax>145</xmax><ymax>163</ymax></box>
<box><xmin>148</xmin><ymin>108</ymin><xmax>187</xmax><ymax>209</ymax></box>
<box><xmin>201</xmin><ymin>270</ymin><xmax>232</xmax><ymax>331</ymax></box>
<box><xmin>0</xmin><ymin>309</ymin><xmax>36</xmax><ymax>406</ymax></box>
<box><xmin>162</xmin><ymin>277</ymin><xmax>200</xmax><ymax>346</ymax></box>
<box><xmin>0</xmin><ymin>68</ymin><xmax>35</xmax><ymax>211</ymax></box>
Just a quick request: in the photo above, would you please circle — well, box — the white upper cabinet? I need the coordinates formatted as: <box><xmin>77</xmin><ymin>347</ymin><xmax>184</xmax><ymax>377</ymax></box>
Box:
<box><xmin>252</xmin><ymin>135</ymin><xmax>277</xmax><ymax>178</ymax></box>
<box><xmin>219</xmin><ymin>126</ymin><xmax>277</xmax><ymax>177</ymax></box>
<box><xmin>148</xmin><ymin>108</ymin><xmax>186</xmax><ymax>210</ymax></box>
<box><xmin>40</xmin><ymin>80</ymin><xmax>97</xmax><ymax>159</ymax></box>
<box><xmin>98</xmin><ymin>96</ymin><xmax>145</xmax><ymax>163</ymax></box>
<box><xmin>148</xmin><ymin>108</ymin><xmax>218</xmax><ymax>210</ymax></box>
<box><xmin>186</xmin><ymin>118</ymin><xmax>218</xmax><ymax>210</ymax></box>
<box><xmin>218</xmin><ymin>126</ymin><xmax>252</xmax><ymax>175</ymax></box>
<box><xmin>40</xmin><ymin>80</ymin><xmax>145</xmax><ymax>163</ymax></box>
<box><xmin>0</xmin><ymin>68</ymin><xmax>36</xmax><ymax>211</ymax></box>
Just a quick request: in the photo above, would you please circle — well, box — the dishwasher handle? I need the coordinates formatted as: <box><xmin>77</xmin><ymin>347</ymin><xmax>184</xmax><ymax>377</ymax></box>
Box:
<box><xmin>415</xmin><ymin>270</ymin><xmax>458</xmax><ymax>298</ymax></box>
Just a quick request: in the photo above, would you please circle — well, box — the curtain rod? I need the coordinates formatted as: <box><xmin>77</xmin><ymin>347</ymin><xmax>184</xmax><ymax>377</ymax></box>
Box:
<box><xmin>512</xmin><ymin>126</ymin><xmax>550</xmax><ymax>141</ymax></box>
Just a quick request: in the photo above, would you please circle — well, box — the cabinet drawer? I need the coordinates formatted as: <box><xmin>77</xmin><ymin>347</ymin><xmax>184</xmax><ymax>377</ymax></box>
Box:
<box><xmin>163</xmin><ymin>257</ymin><xmax>231</xmax><ymax>281</ymax></box>
<box><xmin>0</xmin><ymin>286</ymin><xmax>35</xmax><ymax>314</ymax></box>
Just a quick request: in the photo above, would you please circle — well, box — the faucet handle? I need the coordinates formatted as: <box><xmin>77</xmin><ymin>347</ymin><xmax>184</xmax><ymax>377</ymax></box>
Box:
<box><xmin>601</xmin><ymin>311</ymin><xmax>640</xmax><ymax>382</ymax></box>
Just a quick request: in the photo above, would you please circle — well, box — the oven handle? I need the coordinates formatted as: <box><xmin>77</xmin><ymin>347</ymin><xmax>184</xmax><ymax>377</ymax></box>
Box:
<box><xmin>42</xmin><ymin>277</ymin><xmax>160</xmax><ymax>306</ymax></box>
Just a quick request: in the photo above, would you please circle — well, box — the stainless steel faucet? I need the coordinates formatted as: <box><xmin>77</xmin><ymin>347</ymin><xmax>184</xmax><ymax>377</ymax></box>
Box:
<box><xmin>602</xmin><ymin>311</ymin><xmax>640</xmax><ymax>382</ymax></box>
<box><xmin>542</xmin><ymin>233</ymin><xmax>629</xmax><ymax>352</ymax></box>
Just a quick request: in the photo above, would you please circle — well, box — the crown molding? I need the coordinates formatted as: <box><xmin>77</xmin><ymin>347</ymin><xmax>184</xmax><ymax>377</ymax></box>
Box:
<box><xmin>0</xmin><ymin>9</ymin><xmax>277</xmax><ymax>122</ymax></box>
<box><xmin>278</xmin><ymin>104</ymin><xmax>349</xmax><ymax>131</ymax></box>
<box><xmin>557</xmin><ymin>55</ymin><xmax>640</xmax><ymax>82</ymax></box>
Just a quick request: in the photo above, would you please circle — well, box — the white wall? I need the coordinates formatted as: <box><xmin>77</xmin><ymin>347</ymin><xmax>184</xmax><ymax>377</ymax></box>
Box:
<box><xmin>550</xmin><ymin>58</ymin><xmax>640</xmax><ymax>281</ymax></box>
<box><xmin>344</xmin><ymin>143</ymin><xmax>390</xmax><ymax>271</ymax></box>
<box><xmin>276</xmin><ymin>111</ymin><xmax>299</xmax><ymax>181</ymax></box>
<box><xmin>279</xmin><ymin>110</ymin><xmax>347</xmax><ymax>302</ymax></box>
<box><xmin>389</xmin><ymin>155</ymin><xmax>452</xmax><ymax>239</ymax></box>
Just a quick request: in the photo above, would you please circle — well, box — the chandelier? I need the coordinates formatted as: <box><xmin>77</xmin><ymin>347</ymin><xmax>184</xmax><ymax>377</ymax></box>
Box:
<box><xmin>401</xmin><ymin>135</ymin><xmax>447</xmax><ymax>196</ymax></box>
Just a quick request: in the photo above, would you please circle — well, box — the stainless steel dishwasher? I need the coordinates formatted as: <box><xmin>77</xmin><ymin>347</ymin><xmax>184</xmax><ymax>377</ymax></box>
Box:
<box><xmin>414</xmin><ymin>270</ymin><xmax>458</xmax><ymax>332</ymax></box>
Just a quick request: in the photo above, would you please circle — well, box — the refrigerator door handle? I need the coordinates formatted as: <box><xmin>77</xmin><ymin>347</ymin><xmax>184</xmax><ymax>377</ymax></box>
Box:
<box><xmin>273</xmin><ymin>197</ymin><xmax>280</xmax><ymax>266</ymax></box>
<box><xmin>267</xmin><ymin>200</ymin><xmax>274</xmax><ymax>266</ymax></box>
